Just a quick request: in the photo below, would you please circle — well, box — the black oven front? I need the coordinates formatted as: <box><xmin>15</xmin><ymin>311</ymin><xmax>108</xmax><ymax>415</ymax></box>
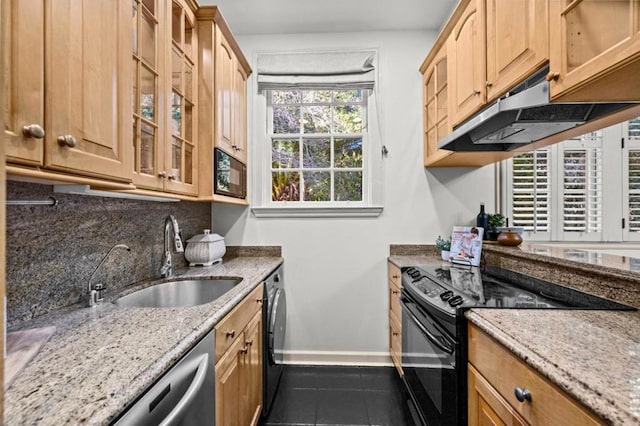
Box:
<box><xmin>401</xmin><ymin>290</ymin><xmax>460</xmax><ymax>426</ymax></box>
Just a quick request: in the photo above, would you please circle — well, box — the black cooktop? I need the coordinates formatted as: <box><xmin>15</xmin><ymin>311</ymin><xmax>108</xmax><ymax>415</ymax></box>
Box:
<box><xmin>401</xmin><ymin>264</ymin><xmax>634</xmax><ymax>317</ymax></box>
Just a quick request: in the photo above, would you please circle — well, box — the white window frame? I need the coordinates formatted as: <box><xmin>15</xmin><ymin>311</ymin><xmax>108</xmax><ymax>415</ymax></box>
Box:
<box><xmin>250</xmin><ymin>51</ymin><xmax>384</xmax><ymax>218</ymax></box>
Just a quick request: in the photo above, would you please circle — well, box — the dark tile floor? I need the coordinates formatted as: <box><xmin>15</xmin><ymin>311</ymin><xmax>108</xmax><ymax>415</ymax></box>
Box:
<box><xmin>259</xmin><ymin>365</ymin><xmax>417</xmax><ymax>426</ymax></box>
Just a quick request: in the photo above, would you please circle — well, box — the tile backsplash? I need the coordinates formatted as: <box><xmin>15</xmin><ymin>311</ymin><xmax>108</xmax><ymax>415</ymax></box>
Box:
<box><xmin>6</xmin><ymin>181</ymin><xmax>211</xmax><ymax>325</ymax></box>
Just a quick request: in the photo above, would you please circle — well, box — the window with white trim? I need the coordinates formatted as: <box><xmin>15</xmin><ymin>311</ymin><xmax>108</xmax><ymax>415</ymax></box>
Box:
<box><xmin>503</xmin><ymin>118</ymin><xmax>640</xmax><ymax>242</ymax></box>
<box><xmin>268</xmin><ymin>89</ymin><xmax>367</xmax><ymax>203</ymax></box>
<box><xmin>251</xmin><ymin>50</ymin><xmax>383</xmax><ymax>218</ymax></box>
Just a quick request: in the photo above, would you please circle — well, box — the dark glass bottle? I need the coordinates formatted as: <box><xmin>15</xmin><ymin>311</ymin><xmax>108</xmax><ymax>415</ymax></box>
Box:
<box><xmin>476</xmin><ymin>203</ymin><xmax>488</xmax><ymax>240</ymax></box>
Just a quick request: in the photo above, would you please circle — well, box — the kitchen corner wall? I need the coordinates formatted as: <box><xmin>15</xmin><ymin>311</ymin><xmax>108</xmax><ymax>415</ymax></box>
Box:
<box><xmin>5</xmin><ymin>181</ymin><xmax>210</xmax><ymax>326</ymax></box>
<box><xmin>212</xmin><ymin>31</ymin><xmax>497</xmax><ymax>363</ymax></box>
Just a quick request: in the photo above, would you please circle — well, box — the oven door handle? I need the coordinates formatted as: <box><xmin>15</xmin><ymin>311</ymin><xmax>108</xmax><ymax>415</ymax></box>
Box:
<box><xmin>403</xmin><ymin>301</ymin><xmax>455</xmax><ymax>355</ymax></box>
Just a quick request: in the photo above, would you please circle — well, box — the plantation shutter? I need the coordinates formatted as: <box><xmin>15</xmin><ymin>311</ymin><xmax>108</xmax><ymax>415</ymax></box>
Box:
<box><xmin>511</xmin><ymin>150</ymin><xmax>550</xmax><ymax>232</ymax></box>
<box><xmin>627</xmin><ymin>118</ymin><xmax>640</xmax><ymax>233</ymax></box>
<box><xmin>628</xmin><ymin>150</ymin><xmax>640</xmax><ymax>232</ymax></box>
<box><xmin>257</xmin><ymin>51</ymin><xmax>376</xmax><ymax>91</ymax></box>
<box><xmin>562</xmin><ymin>146</ymin><xmax>602</xmax><ymax>233</ymax></box>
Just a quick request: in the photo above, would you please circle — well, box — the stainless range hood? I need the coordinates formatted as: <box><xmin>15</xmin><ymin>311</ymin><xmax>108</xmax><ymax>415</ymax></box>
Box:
<box><xmin>438</xmin><ymin>67</ymin><xmax>638</xmax><ymax>152</ymax></box>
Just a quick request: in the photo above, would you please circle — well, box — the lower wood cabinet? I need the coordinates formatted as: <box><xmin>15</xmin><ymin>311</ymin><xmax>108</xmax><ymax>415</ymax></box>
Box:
<box><xmin>467</xmin><ymin>323</ymin><xmax>603</xmax><ymax>426</ymax></box>
<box><xmin>215</xmin><ymin>285</ymin><xmax>263</xmax><ymax>426</ymax></box>
<box><xmin>388</xmin><ymin>261</ymin><xmax>402</xmax><ymax>376</ymax></box>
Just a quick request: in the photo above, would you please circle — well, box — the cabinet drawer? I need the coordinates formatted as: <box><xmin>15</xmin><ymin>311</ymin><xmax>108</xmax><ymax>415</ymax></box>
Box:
<box><xmin>215</xmin><ymin>285</ymin><xmax>263</xmax><ymax>360</ymax></box>
<box><xmin>468</xmin><ymin>323</ymin><xmax>603</xmax><ymax>426</ymax></box>
<box><xmin>388</xmin><ymin>262</ymin><xmax>401</xmax><ymax>288</ymax></box>
<box><xmin>389</xmin><ymin>281</ymin><xmax>402</xmax><ymax>324</ymax></box>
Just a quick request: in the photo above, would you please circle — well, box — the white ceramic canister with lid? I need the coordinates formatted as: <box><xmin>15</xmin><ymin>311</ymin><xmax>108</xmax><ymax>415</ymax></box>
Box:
<box><xmin>184</xmin><ymin>229</ymin><xmax>226</xmax><ymax>266</ymax></box>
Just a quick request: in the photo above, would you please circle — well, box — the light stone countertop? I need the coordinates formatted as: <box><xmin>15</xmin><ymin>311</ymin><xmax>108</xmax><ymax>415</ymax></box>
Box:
<box><xmin>4</xmin><ymin>256</ymin><xmax>283</xmax><ymax>425</ymax></box>
<box><xmin>389</xmin><ymin>251</ymin><xmax>640</xmax><ymax>425</ymax></box>
<box><xmin>466</xmin><ymin>309</ymin><xmax>640</xmax><ymax>425</ymax></box>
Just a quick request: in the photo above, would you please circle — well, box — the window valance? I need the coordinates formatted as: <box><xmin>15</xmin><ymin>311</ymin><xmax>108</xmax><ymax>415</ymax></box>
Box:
<box><xmin>257</xmin><ymin>50</ymin><xmax>376</xmax><ymax>91</ymax></box>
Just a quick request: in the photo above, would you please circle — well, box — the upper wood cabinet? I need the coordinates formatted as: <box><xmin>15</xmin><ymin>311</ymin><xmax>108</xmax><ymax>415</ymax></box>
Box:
<box><xmin>485</xmin><ymin>0</ymin><xmax>549</xmax><ymax>101</ymax></box>
<box><xmin>215</xmin><ymin>25</ymin><xmax>250</xmax><ymax>163</ymax></box>
<box><xmin>4</xmin><ymin>0</ymin><xmax>252</xmax><ymax>198</ymax></box>
<box><xmin>448</xmin><ymin>0</ymin><xmax>485</xmax><ymax>127</ymax></box>
<box><xmin>421</xmin><ymin>37</ymin><xmax>511</xmax><ymax>167</ymax></box>
<box><xmin>197</xmin><ymin>7</ymin><xmax>251</xmax><ymax>202</ymax></box>
<box><xmin>5</xmin><ymin>0</ymin><xmax>133</xmax><ymax>182</ymax></box>
<box><xmin>548</xmin><ymin>0</ymin><xmax>640</xmax><ymax>102</ymax></box>
<box><xmin>421</xmin><ymin>0</ymin><xmax>547</xmax><ymax>167</ymax></box>
<box><xmin>132</xmin><ymin>0</ymin><xmax>198</xmax><ymax>196</ymax></box>
<box><xmin>232</xmin><ymin>60</ymin><xmax>249</xmax><ymax>164</ymax></box>
<box><xmin>422</xmin><ymin>44</ymin><xmax>451</xmax><ymax>166</ymax></box>
<box><xmin>3</xmin><ymin>0</ymin><xmax>44</xmax><ymax>167</ymax></box>
<box><xmin>165</xmin><ymin>0</ymin><xmax>198</xmax><ymax>195</ymax></box>
<box><xmin>449</xmin><ymin>0</ymin><xmax>549</xmax><ymax>127</ymax></box>
<box><xmin>216</xmin><ymin>27</ymin><xmax>236</xmax><ymax>157</ymax></box>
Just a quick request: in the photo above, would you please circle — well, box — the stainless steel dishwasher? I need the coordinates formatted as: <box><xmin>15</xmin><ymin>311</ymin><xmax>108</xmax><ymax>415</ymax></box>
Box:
<box><xmin>112</xmin><ymin>330</ymin><xmax>215</xmax><ymax>425</ymax></box>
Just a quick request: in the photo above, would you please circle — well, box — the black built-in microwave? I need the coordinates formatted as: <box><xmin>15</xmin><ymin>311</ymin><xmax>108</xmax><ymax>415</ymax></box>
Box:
<box><xmin>214</xmin><ymin>148</ymin><xmax>246</xmax><ymax>199</ymax></box>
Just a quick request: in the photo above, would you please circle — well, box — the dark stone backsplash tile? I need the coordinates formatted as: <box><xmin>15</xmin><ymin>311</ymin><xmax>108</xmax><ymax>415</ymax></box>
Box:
<box><xmin>6</xmin><ymin>181</ymin><xmax>211</xmax><ymax>325</ymax></box>
<box><xmin>389</xmin><ymin>244</ymin><xmax>438</xmax><ymax>256</ymax></box>
<box><xmin>225</xmin><ymin>245</ymin><xmax>282</xmax><ymax>258</ymax></box>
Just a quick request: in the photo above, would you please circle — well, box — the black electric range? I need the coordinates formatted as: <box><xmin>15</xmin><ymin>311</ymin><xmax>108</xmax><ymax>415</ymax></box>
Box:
<box><xmin>399</xmin><ymin>263</ymin><xmax>635</xmax><ymax>426</ymax></box>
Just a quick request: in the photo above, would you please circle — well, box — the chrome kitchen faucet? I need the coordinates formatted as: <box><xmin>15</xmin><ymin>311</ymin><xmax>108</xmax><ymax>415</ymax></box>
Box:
<box><xmin>88</xmin><ymin>243</ymin><xmax>131</xmax><ymax>307</ymax></box>
<box><xmin>160</xmin><ymin>215</ymin><xmax>184</xmax><ymax>278</ymax></box>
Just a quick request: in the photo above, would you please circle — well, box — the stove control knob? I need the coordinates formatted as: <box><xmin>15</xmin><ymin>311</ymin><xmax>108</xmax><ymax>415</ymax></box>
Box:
<box><xmin>440</xmin><ymin>291</ymin><xmax>454</xmax><ymax>301</ymax></box>
<box><xmin>449</xmin><ymin>296</ymin><xmax>464</xmax><ymax>307</ymax></box>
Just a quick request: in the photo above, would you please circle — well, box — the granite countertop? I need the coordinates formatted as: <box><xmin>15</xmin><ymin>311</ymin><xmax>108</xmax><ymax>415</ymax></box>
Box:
<box><xmin>4</xmin><ymin>256</ymin><xmax>283</xmax><ymax>425</ymax></box>
<box><xmin>466</xmin><ymin>309</ymin><xmax>640</xmax><ymax>425</ymax></box>
<box><xmin>389</xmin><ymin>248</ymin><xmax>640</xmax><ymax>425</ymax></box>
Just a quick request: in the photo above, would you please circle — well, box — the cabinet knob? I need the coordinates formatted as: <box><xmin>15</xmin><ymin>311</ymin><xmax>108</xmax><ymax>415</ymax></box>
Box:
<box><xmin>256</xmin><ymin>298</ymin><xmax>263</xmax><ymax>304</ymax></box>
<box><xmin>392</xmin><ymin>332</ymin><xmax>399</xmax><ymax>336</ymax></box>
<box><xmin>167</xmin><ymin>174</ymin><xmax>177</xmax><ymax>181</ymax></box>
<box><xmin>514</xmin><ymin>387</ymin><xmax>532</xmax><ymax>402</ymax></box>
<box><xmin>57</xmin><ymin>134</ymin><xmax>77</xmax><ymax>148</ymax></box>
<box><xmin>392</xmin><ymin>275</ymin><xmax>399</xmax><ymax>279</ymax></box>
<box><xmin>485</xmin><ymin>81</ymin><xmax>493</xmax><ymax>88</ymax></box>
<box><xmin>158</xmin><ymin>171</ymin><xmax>167</xmax><ymax>178</ymax></box>
<box><xmin>22</xmin><ymin>124</ymin><xmax>45</xmax><ymax>139</ymax></box>
<box><xmin>546</xmin><ymin>72</ymin><xmax>560</xmax><ymax>82</ymax></box>
<box><xmin>392</xmin><ymin>290</ymin><xmax>400</xmax><ymax>295</ymax></box>
<box><xmin>473</xmin><ymin>90</ymin><xmax>481</xmax><ymax>95</ymax></box>
<box><xmin>226</xmin><ymin>330</ymin><xmax>236</xmax><ymax>338</ymax></box>
<box><xmin>246</xmin><ymin>339</ymin><xmax>254</xmax><ymax>346</ymax></box>
<box><xmin>239</xmin><ymin>346</ymin><xmax>248</xmax><ymax>354</ymax></box>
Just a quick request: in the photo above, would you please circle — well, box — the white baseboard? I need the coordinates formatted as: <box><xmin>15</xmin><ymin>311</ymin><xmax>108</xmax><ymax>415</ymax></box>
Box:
<box><xmin>281</xmin><ymin>350</ymin><xmax>393</xmax><ymax>366</ymax></box>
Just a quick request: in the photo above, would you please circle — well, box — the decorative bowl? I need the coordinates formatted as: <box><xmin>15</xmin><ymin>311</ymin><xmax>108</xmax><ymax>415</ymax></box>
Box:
<box><xmin>185</xmin><ymin>230</ymin><xmax>226</xmax><ymax>266</ymax></box>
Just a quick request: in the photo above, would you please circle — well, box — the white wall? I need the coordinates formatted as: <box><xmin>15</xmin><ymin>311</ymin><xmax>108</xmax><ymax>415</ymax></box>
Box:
<box><xmin>212</xmin><ymin>30</ymin><xmax>496</xmax><ymax>364</ymax></box>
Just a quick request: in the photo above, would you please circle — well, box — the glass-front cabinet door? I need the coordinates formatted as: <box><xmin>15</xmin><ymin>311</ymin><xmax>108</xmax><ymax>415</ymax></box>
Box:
<box><xmin>132</xmin><ymin>0</ymin><xmax>162</xmax><ymax>189</ymax></box>
<box><xmin>132</xmin><ymin>0</ymin><xmax>197</xmax><ymax>194</ymax></box>
<box><xmin>165</xmin><ymin>0</ymin><xmax>197</xmax><ymax>194</ymax></box>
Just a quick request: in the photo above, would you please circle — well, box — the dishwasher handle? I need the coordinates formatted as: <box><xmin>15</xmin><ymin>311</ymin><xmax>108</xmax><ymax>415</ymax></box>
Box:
<box><xmin>158</xmin><ymin>353</ymin><xmax>209</xmax><ymax>426</ymax></box>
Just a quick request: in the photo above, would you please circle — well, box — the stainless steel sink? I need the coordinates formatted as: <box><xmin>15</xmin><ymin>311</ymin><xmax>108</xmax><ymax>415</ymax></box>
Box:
<box><xmin>113</xmin><ymin>278</ymin><xmax>242</xmax><ymax>308</ymax></box>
